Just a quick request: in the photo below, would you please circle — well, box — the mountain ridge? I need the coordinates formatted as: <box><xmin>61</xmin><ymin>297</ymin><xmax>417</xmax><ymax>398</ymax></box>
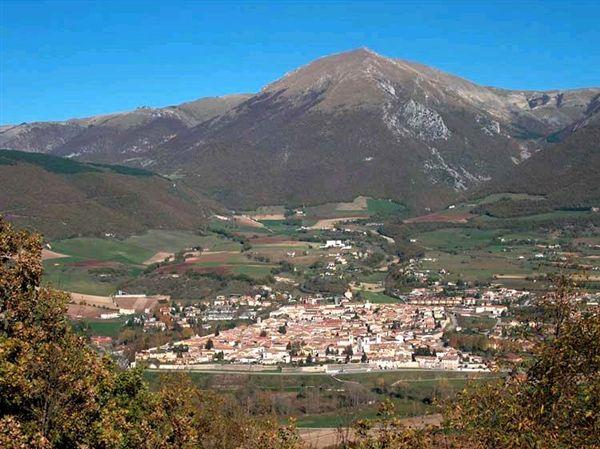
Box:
<box><xmin>0</xmin><ymin>94</ymin><xmax>252</xmax><ymax>162</ymax></box>
<box><xmin>0</xmin><ymin>149</ymin><xmax>219</xmax><ymax>239</ymax></box>
<box><xmin>148</xmin><ymin>48</ymin><xmax>598</xmax><ymax>209</ymax></box>
<box><xmin>2</xmin><ymin>48</ymin><xmax>599</xmax><ymax>212</ymax></box>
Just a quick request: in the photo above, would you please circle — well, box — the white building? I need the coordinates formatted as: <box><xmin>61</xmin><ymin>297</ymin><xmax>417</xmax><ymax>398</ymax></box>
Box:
<box><xmin>323</xmin><ymin>240</ymin><xmax>344</xmax><ymax>248</ymax></box>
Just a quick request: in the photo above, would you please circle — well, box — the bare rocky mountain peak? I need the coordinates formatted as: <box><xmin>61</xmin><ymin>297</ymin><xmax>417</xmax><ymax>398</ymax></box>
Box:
<box><xmin>260</xmin><ymin>47</ymin><xmax>594</xmax><ymax>125</ymax></box>
<box><xmin>269</xmin><ymin>48</ymin><xmax>403</xmax><ymax>103</ymax></box>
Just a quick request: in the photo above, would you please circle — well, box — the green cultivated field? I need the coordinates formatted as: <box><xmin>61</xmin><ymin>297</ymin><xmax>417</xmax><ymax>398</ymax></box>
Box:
<box><xmin>359</xmin><ymin>291</ymin><xmax>399</xmax><ymax>303</ymax></box>
<box><xmin>420</xmin><ymin>251</ymin><xmax>535</xmax><ymax>280</ymax></box>
<box><xmin>81</xmin><ymin>318</ymin><xmax>128</xmax><ymax>337</ymax></box>
<box><xmin>417</xmin><ymin>228</ymin><xmax>502</xmax><ymax>252</ymax></box>
<box><xmin>248</xmin><ymin>197</ymin><xmax>408</xmax><ymax>225</ymax></box>
<box><xmin>516</xmin><ymin>210</ymin><xmax>592</xmax><ymax>221</ymax></box>
<box><xmin>43</xmin><ymin>230</ymin><xmax>248</xmax><ymax>294</ymax></box>
<box><xmin>294</xmin><ymin>407</ymin><xmax>395</xmax><ymax>428</ymax></box>
<box><xmin>258</xmin><ymin>220</ymin><xmax>300</xmax><ymax>235</ymax></box>
<box><xmin>46</xmin><ymin>226</ymin><xmax>291</xmax><ymax>288</ymax></box>
<box><xmin>231</xmin><ymin>264</ymin><xmax>277</xmax><ymax>279</ymax></box>
<box><xmin>43</xmin><ymin>259</ymin><xmax>119</xmax><ymax>295</ymax></box>
<box><xmin>358</xmin><ymin>271</ymin><xmax>387</xmax><ymax>283</ymax></box>
<box><xmin>52</xmin><ymin>238</ymin><xmax>153</xmax><ymax>265</ymax></box>
<box><xmin>303</xmin><ymin>203</ymin><xmax>370</xmax><ymax>220</ymax></box>
<box><xmin>246</xmin><ymin>205</ymin><xmax>286</xmax><ymax>216</ymax></box>
<box><xmin>472</xmin><ymin>193</ymin><xmax>546</xmax><ymax>206</ymax></box>
<box><xmin>209</xmin><ymin>218</ymin><xmax>271</xmax><ymax>235</ymax></box>
<box><xmin>409</xmin><ymin>219</ymin><xmax>572</xmax><ymax>287</ymax></box>
<box><xmin>457</xmin><ymin>314</ymin><xmax>498</xmax><ymax>331</ymax></box>
<box><xmin>295</xmin><ymin>373</ymin><xmax>499</xmax><ymax>427</ymax></box>
<box><xmin>366</xmin><ymin>198</ymin><xmax>408</xmax><ymax>217</ymax></box>
<box><xmin>125</xmin><ymin>230</ymin><xmax>207</xmax><ymax>252</ymax></box>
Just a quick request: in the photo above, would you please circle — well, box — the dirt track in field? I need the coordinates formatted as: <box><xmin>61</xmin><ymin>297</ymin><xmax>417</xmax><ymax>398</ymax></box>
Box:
<box><xmin>310</xmin><ymin>217</ymin><xmax>364</xmax><ymax>230</ymax></box>
<box><xmin>183</xmin><ymin>251</ymin><xmax>240</xmax><ymax>264</ymax></box>
<box><xmin>232</xmin><ymin>215</ymin><xmax>265</xmax><ymax>228</ymax></box>
<box><xmin>403</xmin><ymin>213</ymin><xmax>470</xmax><ymax>224</ymax></box>
<box><xmin>67</xmin><ymin>260</ymin><xmax>120</xmax><ymax>268</ymax></box>
<box><xmin>249</xmin><ymin>236</ymin><xmax>293</xmax><ymax>244</ymax></box>
<box><xmin>69</xmin><ymin>292</ymin><xmax>117</xmax><ymax>309</ymax></box>
<box><xmin>299</xmin><ymin>414</ymin><xmax>442</xmax><ymax>448</ymax></box>
<box><xmin>42</xmin><ymin>249</ymin><xmax>69</xmax><ymax>260</ymax></box>
<box><xmin>250</xmin><ymin>213</ymin><xmax>286</xmax><ymax>220</ymax></box>
<box><xmin>335</xmin><ymin>196</ymin><xmax>368</xmax><ymax>211</ymax></box>
<box><xmin>68</xmin><ymin>304</ymin><xmax>106</xmax><ymax>319</ymax></box>
<box><xmin>143</xmin><ymin>251</ymin><xmax>175</xmax><ymax>265</ymax></box>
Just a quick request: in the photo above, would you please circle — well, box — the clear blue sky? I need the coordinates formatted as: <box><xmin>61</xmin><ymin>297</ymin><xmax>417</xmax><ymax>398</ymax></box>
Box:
<box><xmin>2</xmin><ymin>0</ymin><xmax>599</xmax><ymax>124</ymax></box>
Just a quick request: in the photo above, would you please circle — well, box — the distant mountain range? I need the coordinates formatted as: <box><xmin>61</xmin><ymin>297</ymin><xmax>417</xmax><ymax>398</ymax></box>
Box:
<box><xmin>2</xmin><ymin>48</ymin><xmax>599</xmax><ymax>217</ymax></box>
<box><xmin>0</xmin><ymin>94</ymin><xmax>251</xmax><ymax>164</ymax></box>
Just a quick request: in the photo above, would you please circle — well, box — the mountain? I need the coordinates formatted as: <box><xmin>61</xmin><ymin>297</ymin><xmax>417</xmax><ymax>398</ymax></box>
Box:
<box><xmin>545</xmin><ymin>92</ymin><xmax>600</xmax><ymax>143</ymax></box>
<box><xmin>0</xmin><ymin>150</ymin><xmax>219</xmax><ymax>239</ymax></box>
<box><xmin>477</xmin><ymin>117</ymin><xmax>600</xmax><ymax>213</ymax></box>
<box><xmin>0</xmin><ymin>94</ymin><xmax>251</xmax><ymax>165</ymax></box>
<box><xmin>2</xmin><ymin>49</ymin><xmax>598</xmax><ymax>212</ymax></box>
<box><xmin>148</xmin><ymin>49</ymin><xmax>598</xmax><ymax>210</ymax></box>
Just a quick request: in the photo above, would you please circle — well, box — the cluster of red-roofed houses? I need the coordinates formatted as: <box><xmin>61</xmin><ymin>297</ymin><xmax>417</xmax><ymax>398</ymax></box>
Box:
<box><xmin>136</xmin><ymin>301</ymin><xmax>488</xmax><ymax>371</ymax></box>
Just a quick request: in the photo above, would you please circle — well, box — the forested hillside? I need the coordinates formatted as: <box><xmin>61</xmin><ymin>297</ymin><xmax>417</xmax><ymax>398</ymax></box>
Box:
<box><xmin>0</xmin><ymin>150</ymin><xmax>219</xmax><ymax>239</ymax></box>
<box><xmin>473</xmin><ymin>120</ymin><xmax>600</xmax><ymax>217</ymax></box>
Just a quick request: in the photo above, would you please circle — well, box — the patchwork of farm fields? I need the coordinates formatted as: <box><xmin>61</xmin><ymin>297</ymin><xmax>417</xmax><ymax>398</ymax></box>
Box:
<box><xmin>410</xmin><ymin>215</ymin><xmax>600</xmax><ymax>289</ymax></box>
<box><xmin>143</xmin><ymin>369</ymin><xmax>499</xmax><ymax>428</ymax></box>
<box><xmin>41</xmin><ymin>192</ymin><xmax>598</xmax><ymax>306</ymax></box>
<box><xmin>42</xmin><ymin>198</ymin><xmax>411</xmax><ymax>319</ymax></box>
<box><xmin>43</xmin><ymin>230</ymin><xmax>249</xmax><ymax>295</ymax></box>
<box><xmin>42</xmin><ymin>218</ymin><xmax>354</xmax><ymax>296</ymax></box>
<box><xmin>244</xmin><ymin>197</ymin><xmax>408</xmax><ymax>228</ymax></box>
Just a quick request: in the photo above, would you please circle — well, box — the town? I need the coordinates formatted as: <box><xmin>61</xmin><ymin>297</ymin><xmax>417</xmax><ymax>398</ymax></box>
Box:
<box><xmin>132</xmin><ymin>285</ymin><xmax>537</xmax><ymax>373</ymax></box>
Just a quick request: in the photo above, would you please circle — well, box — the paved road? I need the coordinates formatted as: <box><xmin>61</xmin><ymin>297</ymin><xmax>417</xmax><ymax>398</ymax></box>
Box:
<box><xmin>330</xmin><ymin>375</ymin><xmax>360</xmax><ymax>385</ymax></box>
<box><xmin>147</xmin><ymin>367</ymin><xmax>490</xmax><ymax>375</ymax></box>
